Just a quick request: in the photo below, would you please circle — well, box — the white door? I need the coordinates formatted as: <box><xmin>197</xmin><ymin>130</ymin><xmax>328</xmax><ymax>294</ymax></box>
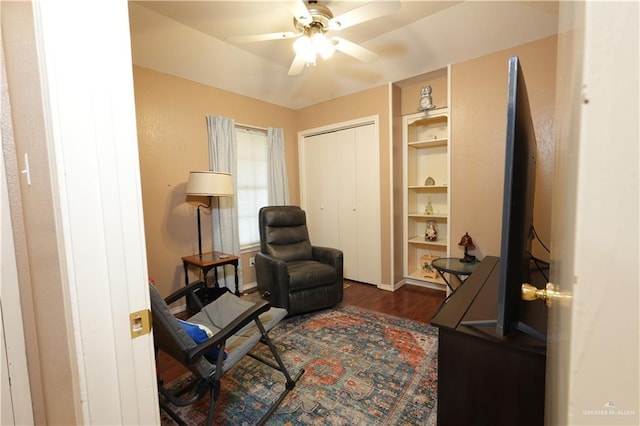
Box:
<box><xmin>547</xmin><ymin>2</ymin><xmax>638</xmax><ymax>424</ymax></box>
<box><xmin>302</xmin><ymin>131</ymin><xmax>340</xmax><ymax>248</ymax></box>
<box><xmin>353</xmin><ymin>124</ymin><xmax>381</xmax><ymax>285</ymax></box>
<box><xmin>2</xmin><ymin>2</ymin><xmax>158</xmax><ymax>423</ymax></box>
<box><xmin>300</xmin><ymin>119</ymin><xmax>381</xmax><ymax>285</ymax></box>
<box><xmin>335</xmin><ymin>124</ymin><xmax>381</xmax><ymax>284</ymax></box>
<box><xmin>336</xmin><ymin>127</ymin><xmax>359</xmax><ymax>279</ymax></box>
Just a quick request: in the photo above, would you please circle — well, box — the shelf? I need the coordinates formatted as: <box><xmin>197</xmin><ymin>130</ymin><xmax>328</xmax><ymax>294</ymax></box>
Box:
<box><xmin>408</xmin><ymin>236</ymin><xmax>448</xmax><ymax>246</ymax></box>
<box><xmin>408</xmin><ymin>213</ymin><xmax>448</xmax><ymax>220</ymax></box>
<box><xmin>408</xmin><ymin>185</ymin><xmax>448</xmax><ymax>191</ymax></box>
<box><xmin>408</xmin><ymin>138</ymin><xmax>448</xmax><ymax>149</ymax></box>
<box><xmin>403</xmin><ymin>88</ymin><xmax>451</xmax><ymax>287</ymax></box>
<box><xmin>406</xmin><ymin>108</ymin><xmax>449</xmax><ymax>126</ymax></box>
<box><xmin>406</xmin><ymin>269</ymin><xmax>446</xmax><ymax>286</ymax></box>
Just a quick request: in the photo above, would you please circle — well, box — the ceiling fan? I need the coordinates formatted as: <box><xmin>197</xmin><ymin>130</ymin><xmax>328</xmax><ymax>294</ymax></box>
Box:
<box><xmin>227</xmin><ymin>0</ymin><xmax>401</xmax><ymax>75</ymax></box>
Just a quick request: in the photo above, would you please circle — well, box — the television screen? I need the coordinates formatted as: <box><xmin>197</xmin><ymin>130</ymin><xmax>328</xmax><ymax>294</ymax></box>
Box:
<box><xmin>495</xmin><ymin>56</ymin><xmax>538</xmax><ymax>338</ymax></box>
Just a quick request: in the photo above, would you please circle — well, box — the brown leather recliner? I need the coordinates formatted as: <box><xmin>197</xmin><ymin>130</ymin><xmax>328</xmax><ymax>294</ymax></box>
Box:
<box><xmin>255</xmin><ymin>206</ymin><xmax>343</xmax><ymax>316</ymax></box>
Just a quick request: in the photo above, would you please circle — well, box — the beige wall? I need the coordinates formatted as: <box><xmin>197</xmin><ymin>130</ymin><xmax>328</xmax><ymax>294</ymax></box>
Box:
<box><xmin>399</xmin><ymin>69</ymin><xmax>449</xmax><ymax>115</ymax></box>
<box><xmin>389</xmin><ymin>35</ymin><xmax>556</xmax><ymax>268</ymax></box>
<box><xmin>450</xmin><ymin>35</ymin><xmax>557</xmax><ymax>260</ymax></box>
<box><xmin>133</xmin><ymin>68</ymin><xmax>396</xmax><ymax>294</ymax></box>
<box><xmin>296</xmin><ymin>85</ymin><xmax>393</xmax><ymax>287</ymax></box>
<box><xmin>133</xmin><ymin>66</ymin><xmax>297</xmax><ymax>296</ymax></box>
<box><xmin>134</xmin><ymin>35</ymin><xmax>557</xmax><ymax>296</ymax></box>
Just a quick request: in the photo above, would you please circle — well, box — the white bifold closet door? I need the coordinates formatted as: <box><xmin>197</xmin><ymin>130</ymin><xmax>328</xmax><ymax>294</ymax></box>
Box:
<box><xmin>301</xmin><ymin>122</ymin><xmax>381</xmax><ymax>286</ymax></box>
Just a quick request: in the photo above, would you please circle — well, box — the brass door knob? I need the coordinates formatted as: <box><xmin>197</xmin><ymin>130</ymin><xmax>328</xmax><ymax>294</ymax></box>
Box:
<box><xmin>521</xmin><ymin>282</ymin><xmax>571</xmax><ymax>308</ymax></box>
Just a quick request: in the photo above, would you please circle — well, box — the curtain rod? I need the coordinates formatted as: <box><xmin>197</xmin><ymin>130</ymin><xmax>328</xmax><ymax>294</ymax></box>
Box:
<box><xmin>235</xmin><ymin>122</ymin><xmax>268</xmax><ymax>132</ymax></box>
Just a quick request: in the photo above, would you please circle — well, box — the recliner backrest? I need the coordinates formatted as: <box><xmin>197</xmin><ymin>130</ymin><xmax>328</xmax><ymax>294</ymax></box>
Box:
<box><xmin>149</xmin><ymin>284</ymin><xmax>214</xmax><ymax>378</ymax></box>
<box><xmin>259</xmin><ymin>206</ymin><xmax>313</xmax><ymax>262</ymax></box>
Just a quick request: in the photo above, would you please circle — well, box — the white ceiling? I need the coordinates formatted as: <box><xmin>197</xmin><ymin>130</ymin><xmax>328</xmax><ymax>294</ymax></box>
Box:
<box><xmin>128</xmin><ymin>1</ymin><xmax>559</xmax><ymax>110</ymax></box>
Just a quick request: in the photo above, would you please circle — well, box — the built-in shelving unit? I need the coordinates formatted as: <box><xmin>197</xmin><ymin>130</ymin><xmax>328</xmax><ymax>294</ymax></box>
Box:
<box><xmin>403</xmin><ymin>106</ymin><xmax>451</xmax><ymax>288</ymax></box>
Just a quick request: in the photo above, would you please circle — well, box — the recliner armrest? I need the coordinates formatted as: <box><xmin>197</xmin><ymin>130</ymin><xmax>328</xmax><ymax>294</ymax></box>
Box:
<box><xmin>255</xmin><ymin>253</ymin><xmax>290</xmax><ymax>307</ymax></box>
<box><xmin>312</xmin><ymin>246</ymin><xmax>343</xmax><ymax>269</ymax></box>
<box><xmin>255</xmin><ymin>252</ymin><xmax>289</xmax><ymax>276</ymax></box>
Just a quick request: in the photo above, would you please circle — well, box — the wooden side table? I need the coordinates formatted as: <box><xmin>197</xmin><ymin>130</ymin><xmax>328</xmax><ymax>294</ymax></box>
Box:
<box><xmin>182</xmin><ymin>251</ymin><xmax>240</xmax><ymax>296</ymax></box>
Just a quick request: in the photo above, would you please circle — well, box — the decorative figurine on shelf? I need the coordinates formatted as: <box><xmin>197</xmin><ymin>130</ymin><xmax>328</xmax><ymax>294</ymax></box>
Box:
<box><xmin>425</xmin><ymin>199</ymin><xmax>434</xmax><ymax>215</ymax></box>
<box><xmin>458</xmin><ymin>232</ymin><xmax>477</xmax><ymax>263</ymax></box>
<box><xmin>418</xmin><ymin>85</ymin><xmax>436</xmax><ymax>111</ymax></box>
<box><xmin>421</xmin><ymin>254</ymin><xmax>440</xmax><ymax>279</ymax></box>
<box><xmin>424</xmin><ymin>176</ymin><xmax>435</xmax><ymax>186</ymax></box>
<box><xmin>425</xmin><ymin>220</ymin><xmax>438</xmax><ymax>242</ymax></box>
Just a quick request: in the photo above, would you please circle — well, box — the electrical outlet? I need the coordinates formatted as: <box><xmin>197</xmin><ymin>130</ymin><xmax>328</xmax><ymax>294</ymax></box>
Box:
<box><xmin>249</xmin><ymin>256</ymin><xmax>256</xmax><ymax>267</ymax></box>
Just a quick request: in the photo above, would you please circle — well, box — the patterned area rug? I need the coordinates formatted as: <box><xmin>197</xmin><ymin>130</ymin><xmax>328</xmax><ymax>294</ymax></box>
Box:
<box><xmin>160</xmin><ymin>304</ymin><xmax>438</xmax><ymax>425</ymax></box>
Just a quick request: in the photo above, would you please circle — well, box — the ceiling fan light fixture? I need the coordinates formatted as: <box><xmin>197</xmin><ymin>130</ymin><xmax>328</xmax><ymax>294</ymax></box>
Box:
<box><xmin>312</xmin><ymin>32</ymin><xmax>335</xmax><ymax>60</ymax></box>
<box><xmin>235</xmin><ymin>0</ymin><xmax>399</xmax><ymax>75</ymax></box>
<box><xmin>293</xmin><ymin>35</ymin><xmax>316</xmax><ymax>65</ymax></box>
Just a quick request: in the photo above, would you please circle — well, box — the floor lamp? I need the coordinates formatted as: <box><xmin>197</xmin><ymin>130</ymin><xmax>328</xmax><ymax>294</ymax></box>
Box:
<box><xmin>186</xmin><ymin>171</ymin><xmax>234</xmax><ymax>257</ymax></box>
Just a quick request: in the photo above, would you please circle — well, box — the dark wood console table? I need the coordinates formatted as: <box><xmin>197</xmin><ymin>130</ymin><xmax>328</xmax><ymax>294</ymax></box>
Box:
<box><xmin>431</xmin><ymin>256</ymin><xmax>548</xmax><ymax>426</ymax></box>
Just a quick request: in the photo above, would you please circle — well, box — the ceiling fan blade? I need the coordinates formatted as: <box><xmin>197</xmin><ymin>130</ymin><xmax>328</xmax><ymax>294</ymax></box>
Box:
<box><xmin>289</xmin><ymin>0</ymin><xmax>312</xmax><ymax>25</ymax></box>
<box><xmin>332</xmin><ymin>37</ymin><xmax>378</xmax><ymax>63</ymax></box>
<box><xmin>328</xmin><ymin>1</ymin><xmax>401</xmax><ymax>31</ymax></box>
<box><xmin>288</xmin><ymin>53</ymin><xmax>307</xmax><ymax>76</ymax></box>
<box><xmin>227</xmin><ymin>31</ymin><xmax>300</xmax><ymax>43</ymax></box>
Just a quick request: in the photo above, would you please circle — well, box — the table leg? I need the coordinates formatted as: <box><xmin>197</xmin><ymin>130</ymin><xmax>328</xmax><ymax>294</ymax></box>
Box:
<box><xmin>233</xmin><ymin>263</ymin><xmax>240</xmax><ymax>296</ymax></box>
<box><xmin>437</xmin><ymin>269</ymin><xmax>454</xmax><ymax>293</ymax></box>
<box><xmin>183</xmin><ymin>261</ymin><xmax>189</xmax><ymax>287</ymax></box>
<box><xmin>203</xmin><ymin>268</ymin><xmax>209</xmax><ymax>286</ymax></box>
<box><xmin>213</xmin><ymin>267</ymin><xmax>219</xmax><ymax>288</ymax></box>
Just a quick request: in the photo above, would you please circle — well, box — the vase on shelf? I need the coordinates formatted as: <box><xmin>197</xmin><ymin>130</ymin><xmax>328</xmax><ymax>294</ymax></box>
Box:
<box><xmin>425</xmin><ymin>220</ymin><xmax>438</xmax><ymax>242</ymax></box>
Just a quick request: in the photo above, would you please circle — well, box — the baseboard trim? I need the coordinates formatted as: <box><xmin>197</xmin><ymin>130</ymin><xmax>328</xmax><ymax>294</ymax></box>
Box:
<box><xmin>377</xmin><ymin>283</ymin><xmax>395</xmax><ymax>292</ymax></box>
<box><xmin>404</xmin><ymin>278</ymin><xmax>447</xmax><ymax>292</ymax></box>
<box><xmin>243</xmin><ymin>281</ymin><xmax>257</xmax><ymax>292</ymax></box>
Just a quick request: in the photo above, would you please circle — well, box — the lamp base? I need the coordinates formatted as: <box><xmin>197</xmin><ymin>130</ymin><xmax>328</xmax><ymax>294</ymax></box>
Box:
<box><xmin>460</xmin><ymin>248</ymin><xmax>476</xmax><ymax>263</ymax></box>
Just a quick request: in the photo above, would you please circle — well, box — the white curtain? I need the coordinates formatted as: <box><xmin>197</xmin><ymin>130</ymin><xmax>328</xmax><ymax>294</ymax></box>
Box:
<box><xmin>267</xmin><ymin>127</ymin><xmax>289</xmax><ymax>205</ymax></box>
<box><xmin>206</xmin><ymin>115</ymin><xmax>242</xmax><ymax>292</ymax></box>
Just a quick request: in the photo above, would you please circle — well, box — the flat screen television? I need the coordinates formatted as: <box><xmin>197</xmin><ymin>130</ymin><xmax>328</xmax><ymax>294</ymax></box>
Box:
<box><xmin>461</xmin><ymin>56</ymin><xmax>544</xmax><ymax>340</ymax></box>
<box><xmin>495</xmin><ymin>56</ymin><xmax>539</xmax><ymax>339</ymax></box>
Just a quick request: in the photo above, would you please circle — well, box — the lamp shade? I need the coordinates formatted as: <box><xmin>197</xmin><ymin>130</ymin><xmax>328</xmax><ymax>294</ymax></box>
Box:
<box><xmin>458</xmin><ymin>232</ymin><xmax>475</xmax><ymax>250</ymax></box>
<box><xmin>186</xmin><ymin>171</ymin><xmax>233</xmax><ymax>197</ymax></box>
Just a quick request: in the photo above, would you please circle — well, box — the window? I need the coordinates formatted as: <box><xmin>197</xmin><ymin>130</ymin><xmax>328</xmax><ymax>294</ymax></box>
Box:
<box><xmin>236</xmin><ymin>128</ymin><xmax>268</xmax><ymax>249</ymax></box>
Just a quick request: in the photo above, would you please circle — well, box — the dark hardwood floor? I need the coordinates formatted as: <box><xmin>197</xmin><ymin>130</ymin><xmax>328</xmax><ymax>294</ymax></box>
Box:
<box><xmin>157</xmin><ymin>281</ymin><xmax>446</xmax><ymax>384</ymax></box>
<box><xmin>342</xmin><ymin>279</ymin><xmax>445</xmax><ymax>324</ymax></box>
